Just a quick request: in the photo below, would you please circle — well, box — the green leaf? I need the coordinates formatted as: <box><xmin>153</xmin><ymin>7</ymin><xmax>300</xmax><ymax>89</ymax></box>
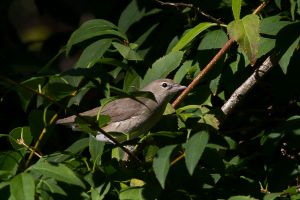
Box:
<box><xmin>184</xmin><ymin>131</ymin><xmax>209</xmax><ymax>175</ymax></box>
<box><xmin>89</xmin><ymin>135</ymin><xmax>105</xmax><ymax>167</ymax></box>
<box><xmin>29</xmin><ymin>160</ymin><xmax>85</xmax><ymax>188</ymax></box>
<box><xmin>67</xmin><ymin>85</ymin><xmax>92</xmax><ymax>107</ymax></box>
<box><xmin>290</xmin><ymin>0</ymin><xmax>296</xmax><ymax>20</ymax></box>
<box><xmin>38</xmin><ymin>179</ymin><xmax>67</xmax><ymax>196</ymax></box>
<box><xmin>66</xmin><ymin>19</ymin><xmax>126</xmax><ymax>54</ymax></box>
<box><xmin>75</xmin><ymin>39</ymin><xmax>112</xmax><ymax>68</ymax></box>
<box><xmin>141</xmin><ymin>51</ymin><xmax>184</xmax><ymax>87</ymax></box>
<box><xmin>112</xmin><ymin>42</ymin><xmax>143</xmax><ymax>61</ymax></box>
<box><xmin>173</xmin><ymin>60</ymin><xmax>193</xmax><ymax>83</ymax></box>
<box><xmin>47</xmin><ymin>138</ymin><xmax>89</xmax><ymax>163</ymax></box>
<box><xmin>44</xmin><ymin>82</ymin><xmax>76</xmax><ymax>100</ymax></box>
<box><xmin>119</xmin><ymin>187</ymin><xmax>144</xmax><ymax>200</ymax></box>
<box><xmin>123</xmin><ymin>68</ymin><xmax>141</xmax><ymax>92</ymax></box>
<box><xmin>145</xmin><ymin>145</ymin><xmax>159</xmax><ymax>162</ymax></box>
<box><xmin>227</xmin><ymin>14</ymin><xmax>260</xmax><ymax>65</ymax></box>
<box><xmin>17</xmin><ymin>77</ymin><xmax>45</xmax><ymax>111</ymax></box>
<box><xmin>232</xmin><ymin>0</ymin><xmax>242</xmax><ymax>20</ymax></box>
<box><xmin>98</xmin><ymin>115</ymin><xmax>111</xmax><ymax>128</ymax></box>
<box><xmin>118</xmin><ymin>0</ymin><xmax>146</xmax><ymax>33</ymax></box>
<box><xmin>209</xmin><ymin>74</ymin><xmax>221</xmax><ymax>96</ymax></box>
<box><xmin>9</xmin><ymin>127</ymin><xmax>32</xmax><ymax>150</ymax></box>
<box><xmin>10</xmin><ymin>173</ymin><xmax>35</xmax><ymax>200</ymax></box>
<box><xmin>153</xmin><ymin>144</ymin><xmax>177</xmax><ymax>188</ymax></box>
<box><xmin>172</xmin><ymin>22</ymin><xmax>216</xmax><ymax>52</ymax></box>
<box><xmin>260</xmin><ymin>15</ymin><xmax>292</xmax><ymax>36</ymax></box>
<box><xmin>275</xmin><ymin>22</ymin><xmax>300</xmax><ymax>73</ymax></box>
<box><xmin>0</xmin><ymin>151</ymin><xmax>24</xmax><ymax>180</ymax></box>
<box><xmin>274</xmin><ymin>0</ymin><xmax>282</xmax><ymax>9</ymax></box>
<box><xmin>263</xmin><ymin>193</ymin><xmax>281</xmax><ymax>200</ymax></box>
<box><xmin>0</xmin><ymin>181</ymin><xmax>9</xmax><ymax>190</ymax></box>
<box><xmin>278</xmin><ymin>34</ymin><xmax>300</xmax><ymax>74</ymax></box>
<box><xmin>198</xmin><ymin>29</ymin><xmax>228</xmax><ymax>50</ymax></box>
<box><xmin>91</xmin><ymin>182</ymin><xmax>110</xmax><ymax>200</ymax></box>
<box><xmin>28</xmin><ymin>109</ymin><xmax>56</xmax><ymax>142</ymax></box>
<box><xmin>228</xmin><ymin>195</ymin><xmax>258</xmax><ymax>200</ymax></box>
<box><xmin>258</xmin><ymin>37</ymin><xmax>275</xmax><ymax>58</ymax></box>
<box><xmin>134</xmin><ymin>23</ymin><xmax>159</xmax><ymax>47</ymax></box>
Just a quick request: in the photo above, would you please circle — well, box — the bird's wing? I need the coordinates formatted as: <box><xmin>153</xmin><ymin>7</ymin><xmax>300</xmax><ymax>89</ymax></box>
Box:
<box><xmin>56</xmin><ymin>97</ymin><xmax>152</xmax><ymax>125</ymax></box>
<box><xmin>100</xmin><ymin>97</ymin><xmax>151</xmax><ymax>123</ymax></box>
<box><xmin>56</xmin><ymin>107</ymin><xmax>100</xmax><ymax>124</ymax></box>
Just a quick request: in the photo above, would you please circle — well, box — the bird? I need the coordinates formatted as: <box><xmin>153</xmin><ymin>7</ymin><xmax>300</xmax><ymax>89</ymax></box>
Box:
<box><xmin>56</xmin><ymin>79</ymin><xmax>186</xmax><ymax>143</ymax></box>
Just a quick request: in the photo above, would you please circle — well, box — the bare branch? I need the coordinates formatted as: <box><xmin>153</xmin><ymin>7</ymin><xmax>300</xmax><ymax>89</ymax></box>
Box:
<box><xmin>221</xmin><ymin>55</ymin><xmax>277</xmax><ymax>116</ymax></box>
<box><xmin>172</xmin><ymin>39</ymin><xmax>234</xmax><ymax>108</ymax></box>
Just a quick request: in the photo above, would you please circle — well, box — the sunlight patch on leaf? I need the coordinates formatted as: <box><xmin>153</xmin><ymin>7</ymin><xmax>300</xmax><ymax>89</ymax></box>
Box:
<box><xmin>228</xmin><ymin>14</ymin><xmax>260</xmax><ymax>65</ymax></box>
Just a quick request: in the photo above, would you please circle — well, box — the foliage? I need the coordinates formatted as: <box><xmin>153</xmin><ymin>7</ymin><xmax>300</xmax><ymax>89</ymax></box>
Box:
<box><xmin>0</xmin><ymin>0</ymin><xmax>299</xmax><ymax>199</ymax></box>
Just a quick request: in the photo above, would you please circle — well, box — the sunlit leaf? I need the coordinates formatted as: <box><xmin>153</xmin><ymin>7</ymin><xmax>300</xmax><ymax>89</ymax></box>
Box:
<box><xmin>228</xmin><ymin>14</ymin><xmax>260</xmax><ymax>65</ymax></box>
<box><xmin>260</xmin><ymin>15</ymin><xmax>292</xmax><ymax>36</ymax></box>
<box><xmin>198</xmin><ymin>29</ymin><xmax>228</xmax><ymax>50</ymax></box>
<box><xmin>118</xmin><ymin>0</ymin><xmax>146</xmax><ymax>33</ymax></box>
<box><xmin>75</xmin><ymin>39</ymin><xmax>112</xmax><ymax>68</ymax></box>
<box><xmin>228</xmin><ymin>195</ymin><xmax>258</xmax><ymax>200</ymax></box>
<box><xmin>112</xmin><ymin>42</ymin><xmax>142</xmax><ymax>61</ymax></box>
<box><xmin>172</xmin><ymin>22</ymin><xmax>216</xmax><ymax>52</ymax></box>
<box><xmin>141</xmin><ymin>51</ymin><xmax>184</xmax><ymax>87</ymax></box>
<box><xmin>10</xmin><ymin>173</ymin><xmax>35</xmax><ymax>200</ymax></box>
<box><xmin>232</xmin><ymin>0</ymin><xmax>242</xmax><ymax>20</ymax></box>
<box><xmin>174</xmin><ymin>60</ymin><xmax>194</xmax><ymax>83</ymax></box>
<box><xmin>9</xmin><ymin>127</ymin><xmax>32</xmax><ymax>150</ymax></box>
<box><xmin>66</xmin><ymin>19</ymin><xmax>126</xmax><ymax>54</ymax></box>
<box><xmin>119</xmin><ymin>187</ymin><xmax>144</xmax><ymax>200</ymax></box>
<box><xmin>263</xmin><ymin>193</ymin><xmax>281</xmax><ymax>200</ymax></box>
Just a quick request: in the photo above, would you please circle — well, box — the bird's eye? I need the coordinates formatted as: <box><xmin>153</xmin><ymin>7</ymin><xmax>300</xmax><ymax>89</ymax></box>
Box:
<box><xmin>161</xmin><ymin>82</ymin><xmax>168</xmax><ymax>88</ymax></box>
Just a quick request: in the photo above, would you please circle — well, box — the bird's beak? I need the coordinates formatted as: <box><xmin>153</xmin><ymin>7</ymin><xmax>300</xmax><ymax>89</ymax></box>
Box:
<box><xmin>176</xmin><ymin>84</ymin><xmax>187</xmax><ymax>91</ymax></box>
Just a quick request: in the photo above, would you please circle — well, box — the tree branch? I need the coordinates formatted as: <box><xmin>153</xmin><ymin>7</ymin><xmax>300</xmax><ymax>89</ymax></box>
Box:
<box><xmin>221</xmin><ymin>55</ymin><xmax>277</xmax><ymax>116</ymax></box>
<box><xmin>172</xmin><ymin>0</ymin><xmax>272</xmax><ymax>109</ymax></box>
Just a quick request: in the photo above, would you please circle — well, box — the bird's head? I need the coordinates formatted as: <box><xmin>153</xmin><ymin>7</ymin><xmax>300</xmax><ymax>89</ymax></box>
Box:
<box><xmin>142</xmin><ymin>79</ymin><xmax>186</xmax><ymax>104</ymax></box>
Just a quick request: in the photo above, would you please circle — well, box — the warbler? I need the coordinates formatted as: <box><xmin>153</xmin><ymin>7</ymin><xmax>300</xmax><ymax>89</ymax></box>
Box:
<box><xmin>56</xmin><ymin>79</ymin><xmax>186</xmax><ymax>142</ymax></box>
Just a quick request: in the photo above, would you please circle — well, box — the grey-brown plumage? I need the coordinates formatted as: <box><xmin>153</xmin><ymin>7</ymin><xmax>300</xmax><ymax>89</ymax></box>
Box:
<box><xmin>56</xmin><ymin>79</ymin><xmax>186</xmax><ymax>142</ymax></box>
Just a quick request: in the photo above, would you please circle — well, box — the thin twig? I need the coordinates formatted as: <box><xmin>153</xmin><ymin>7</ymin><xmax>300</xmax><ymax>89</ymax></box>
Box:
<box><xmin>170</xmin><ymin>153</ymin><xmax>185</xmax><ymax>166</ymax></box>
<box><xmin>0</xmin><ymin>75</ymin><xmax>142</xmax><ymax>164</ymax></box>
<box><xmin>17</xmin><ymin>137</ymin><xmax>42</xmax><ymax>158</ymax></box>
<box><xmin>25</xmin><ymin>112</ymin><xmax>58</xmax><ymax>167</ymax></box>
<box><xmin>154</xmin><ymin>0</ymin><xmax>224</xmax><ymax>24</ymax></box>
